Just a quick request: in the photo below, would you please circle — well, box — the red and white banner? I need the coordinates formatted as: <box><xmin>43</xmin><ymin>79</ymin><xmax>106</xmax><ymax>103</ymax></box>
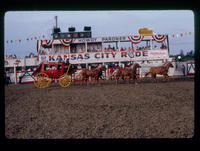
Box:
<box><xmin>59</xmin><ymin>39</ymin><xmax>71</xmax><ymax>47</ymax></box>
<box><xmin>16</xmin><ymin>71</ymin><xmax>35</xmax><ymax>84</ymax></box>
<box><xmin>186</xmin><ymin>62</ymin><xmax>195</xmax><ymax>75</ymax></box>
<box><xmin>128</xmin><ymin>35</ymin><xmax>144</xmax><ymax>44</ymax></box>
<box><xmin>39</xmin><ymin>49</ymin><xmax>169</xmax><ymax>64</ymax></box>
<box><xmin>41</xmin><ymin>40</ymin><xmax>54</xmax><ymax>47</ymax></box>
<box><xmin>152</xmin><ymin>34</ymin><xmax>167</xmax><ymax>43</ymax></box>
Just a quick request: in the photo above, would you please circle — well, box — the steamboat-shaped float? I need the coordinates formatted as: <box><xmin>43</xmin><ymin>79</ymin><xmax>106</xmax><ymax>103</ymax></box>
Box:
<box><xmin>5</xmin><ymin>26</ymin><xmax>175</xmax><ymax>84</ymax></box>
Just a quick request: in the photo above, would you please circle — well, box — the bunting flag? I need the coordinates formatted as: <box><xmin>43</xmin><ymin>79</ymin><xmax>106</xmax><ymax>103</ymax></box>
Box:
<box><xmin>41</xmin><ymin>40</ymin><xmax>54</xmax><ymax>48</ymax></box>
<box><xmin>5</xmin><ymin>31</ymin><xmax>194</xmax><ymax>44</ymax></box>
<box><xmin>152</xmin><ymin>34</ymin><xmax>167</xmax><ymax>43</ymax></box>
<box><xmin>59</xmin><ymin>39</ymin><xmax>72</xmax><ymax>47</ymax></box>
<box><xmin>6</xmin><ymin>34</ymin><xmax>46</xmax><ymax>44</ymax></box>
<box><xmin>128</xmin><ymin>35</ymin><xmax>144</xmax><ymax>44</ymax></box>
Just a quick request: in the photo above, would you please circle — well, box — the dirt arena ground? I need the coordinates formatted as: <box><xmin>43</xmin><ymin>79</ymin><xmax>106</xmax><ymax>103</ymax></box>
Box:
<box><xmin>5</xmin><ymin>77</ymin><xmax>194</xmax><ymax>139</ymax></box>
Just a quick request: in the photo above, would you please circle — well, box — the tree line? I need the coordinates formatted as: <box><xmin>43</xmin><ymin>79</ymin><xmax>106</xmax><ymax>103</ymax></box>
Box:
<box><xmin>170</xmin><ymin>50</ymin><xmax>194</xmax><ymax>61</ymax></box>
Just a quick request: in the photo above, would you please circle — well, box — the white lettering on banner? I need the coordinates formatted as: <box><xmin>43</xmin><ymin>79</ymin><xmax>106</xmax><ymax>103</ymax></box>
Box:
<box><xmin>39</xmin><ymin>50</ymin><xmax>169</xmax><ymax>64</ymax></box>
<box><xmin>78</xmin><ymin>38</ymin><xmax>98</xmax><ymax>43</ymax></box>
<box><xmin>75</xmin><ymin>36</ymin><xmax>128</xmax><ymax>43</ymax></box>
<box><xmin>102</xmin><ymin>36</ymin><xmax>127</xmax><ymax>42</ymax></box>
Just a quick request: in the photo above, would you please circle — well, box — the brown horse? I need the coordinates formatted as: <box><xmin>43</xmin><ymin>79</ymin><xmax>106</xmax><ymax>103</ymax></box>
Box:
<box><xmin>76</xmin><ymin>65</ymin><xmax>106</xmax><ymax>85</ymax></box>
<box><xmin>115</xmin><ymin>63</ymin><xmax>141</xmax><ymax>84</ymax></box>
<box><xmin>145</xmin><ymin>62</ymin><xmax>174</xmax><ymax>82</ymax></box>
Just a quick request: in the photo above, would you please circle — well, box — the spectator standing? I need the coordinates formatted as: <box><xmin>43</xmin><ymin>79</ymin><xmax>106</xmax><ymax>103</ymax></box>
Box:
<box><xmin>182</xmin><ymin>64</ymin><xmax>186</xmax><ymax>77</ymax></box>
<box><xmin>65</xmin><ymin>58</ymin><xmax>70</xmax><ymax>66</ymax></box>
<box><xmin>6</xmin><ymin>71</ymin><xmax>11</xmax><ymax>85</ymax></box>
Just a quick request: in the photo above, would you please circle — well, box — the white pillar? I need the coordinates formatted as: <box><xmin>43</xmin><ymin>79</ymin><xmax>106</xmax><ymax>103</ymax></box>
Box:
<box><xmin>14</xmin><ymin>65</ymin><xmax>17</xmax><ymax>84</ymax></box>
<box><xmin>150</xmin><ymin>39</ymin><xmax>152</xmax><ymax>50</ymax></box>
<box><xmin>105</xmin><ymin>64</ymin><xmax>109</xmax><ymax>80</ymax></box>
<box><xmin>69</xmin><ymin>45</ymin><xmax>71</xmax><ymax>54</ymax></box>
<box><xmin>24</xmin><ymin>58</ymin><xmax>26</xmax><ymax>70</ymax></box>
<box><xmin>85</xmin><ymin>42</ymin><xmax>87</xmax><ymax>53</ymax></box>
<box><xmin>117</xmin><ymin>41</ymin><xmax>120</xmax><ymax>51</ymax></box>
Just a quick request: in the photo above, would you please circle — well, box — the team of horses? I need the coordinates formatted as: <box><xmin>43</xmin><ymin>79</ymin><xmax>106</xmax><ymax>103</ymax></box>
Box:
<box><xmin>76</xmin><ymin>65</ymin><xmax>106</xmax><ymax>85</ymax></box>
<box><xmin>76</xmin><ymin>62</ymin><xmax>174</xmax><ymax>85</ymax></box>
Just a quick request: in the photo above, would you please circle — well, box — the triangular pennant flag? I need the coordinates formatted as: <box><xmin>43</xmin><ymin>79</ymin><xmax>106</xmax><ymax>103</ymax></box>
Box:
<box><xmin>184</xmin><ymin>32</ymin><xmax>187</xmax><ymax>36</ymax></box>
<box><xmin>6</xmin><ymin>40</ymin><xmax>8</xmax><ymax>44</ymax></box>
<box><xmin>176</xmin><ymin>34</ymin><xmax>179</xmax><ymax>38</ymax></box>
<box><xmin>189</xmin><ymin>32</ymin><xmax>191</xmax><ymax>35</ymax></box>
<box><xmin>31</xmin><ymin>37</ymin><xmax>33</xmax><ymax>40</ymax></box>
<box><xmin>168</xmin><ymin>34</ymin><xmax>171</xmax><ymax>38</ymax></box>
<box><xmin>11</xmin><ymin>40</ymin><xmax>13</xmax><ymax>43</ymax></box>
<box><xmin>180</xmin><ymin>33</ymin><xmax>183</xmax><ymax>37</ymax></box>
<box><xmin>35</xmin><ymin>37</ymin><xmax>37</xmax><ymax>40</ymax></box>
<box><xmin>172</xmin><ymin>34</ymin><xmax>175</xmax><ymax>38</ymax></box>
<box><xmin>27</xmin><ymin>38</ymin><xmax>29</xmax><ymax>41</ymax></box>
<box><xmin>19</xmin><ymin>40</ymin><xmax>21</xmax><ymax>43</ymax></box>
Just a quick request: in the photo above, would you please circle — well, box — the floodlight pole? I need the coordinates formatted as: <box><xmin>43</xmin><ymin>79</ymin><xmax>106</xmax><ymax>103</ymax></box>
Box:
<box><xmin>55</xmin><ymin>16</ymin><xmax>58</xmax><ymax>28</ymax></box>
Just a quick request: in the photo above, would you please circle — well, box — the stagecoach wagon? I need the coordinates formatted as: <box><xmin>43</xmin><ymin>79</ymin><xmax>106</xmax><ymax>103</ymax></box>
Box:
<box><xmin>32</xmin><ymin>62</ymin><xmax>72</xmax><ymax>88</ymax></box>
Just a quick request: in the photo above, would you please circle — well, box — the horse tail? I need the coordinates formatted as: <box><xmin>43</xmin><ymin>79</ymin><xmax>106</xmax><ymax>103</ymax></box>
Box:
<box><xmin>145</xmin><ymin>72</ymin><xmax>150</xmax><ymax>77</ymax></box>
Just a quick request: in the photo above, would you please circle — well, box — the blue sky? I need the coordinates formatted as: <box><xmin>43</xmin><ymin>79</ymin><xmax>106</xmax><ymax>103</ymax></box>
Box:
<box><xmin>4</xmin><ymin>10</ymin><xmax>194</xmax><ymax>58</ymax></box>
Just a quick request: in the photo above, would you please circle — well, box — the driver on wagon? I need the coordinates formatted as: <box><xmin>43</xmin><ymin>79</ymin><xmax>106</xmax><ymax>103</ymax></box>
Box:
<box><xmin>65</xmin><ymin>58</ymin><xmax>75</xmax><ymax>73</ymax></box>
<box><xmin>65</xmin><ymin>58</ymin><xmax>70</xmax><ymax>66</ymax></box>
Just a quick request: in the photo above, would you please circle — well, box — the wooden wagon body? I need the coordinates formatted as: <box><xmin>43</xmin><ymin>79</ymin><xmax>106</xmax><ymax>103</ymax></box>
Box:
<box><xmin>33</xmin><ymin>62</ymin><xmax>72</xmax><ymax>88</ymax></box>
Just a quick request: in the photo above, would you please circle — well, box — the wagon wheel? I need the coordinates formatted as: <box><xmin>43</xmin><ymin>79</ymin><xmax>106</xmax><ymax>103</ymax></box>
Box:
<box><xmin>58</xmin><ymin>74</ymin><xmax>72</xmax><ymax>87</ymax></box>
<box><xmin>34</xmin><ymin>72</ymin><xmax>52</xmax><ymax>88</ymax></box>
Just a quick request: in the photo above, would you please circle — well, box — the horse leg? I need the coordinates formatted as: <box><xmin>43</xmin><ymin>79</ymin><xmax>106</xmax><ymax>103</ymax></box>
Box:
<box><xmin>80</xmin><ymin>77</ymin><xmax>83</xmax><ymax>86</ymax></box>
<box><xmin>166</xmin><ymin>74</ymin><xmax>169</xmax><ymax>81</ymax></box>
<box><xmin>84</xmin><ymin>77</ymin><xmax>88</xmax><ymax>86</ymax></box>
<box><xmin>163</xmin><ymin>74</ymin><xmax>167</xmax><ymax>82</ymax></box>
<box><xmin>132</xmin><ymin>75</ymin><xmax>137</xmax><ymax>85</ymax></box>
<box><xmin>152</xmin><ymin>74</ymin><xmax>157</xmax><ymax>83</ymax></box>
<box><xmin>115</xmin><ymin>77</ymin><xmax>118</xmax><ymax>85</ymax></box>
<box><xmin>128</xmin><ymin>76</ymin><xmax>130</xmax><ymax>84</ymax></box>
<box><xmin>97</xmin><ymin>78</ymin><xmax>100</xmax><ymax>86</ymax></box>
<box><xmin>123</xmin><ymin>76</ymin><xmax>126</xmax><ymax>84</ymax></box>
